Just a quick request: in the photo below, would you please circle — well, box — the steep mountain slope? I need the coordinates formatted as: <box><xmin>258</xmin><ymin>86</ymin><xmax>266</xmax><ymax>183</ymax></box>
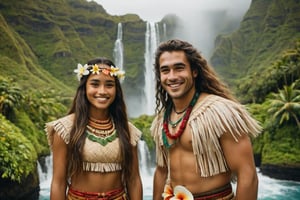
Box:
<box><xmin>0</xmin><ymin>14</ymin><xmax>72</xmax><ymax>94</ymax></box>
<box><xmin>211</xmin><ymin>0</ymin><xmax>300</xmax><ymax>88</ymax></box>
<box><xmin>0</xmin><ymin>0</ymin><xmax>146</xmax><ymax>96</ymax></box>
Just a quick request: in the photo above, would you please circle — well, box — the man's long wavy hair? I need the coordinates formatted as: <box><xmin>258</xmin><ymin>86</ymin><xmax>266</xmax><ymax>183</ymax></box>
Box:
<box><xmin>154</xmin><ymin>39</ymin><xmax>237</xmax><ymax>113</ymax></box>
<box><xmin>67</xmin><ymin>57</ymin><xmax>132</xmax><ymax>184</ymax></box>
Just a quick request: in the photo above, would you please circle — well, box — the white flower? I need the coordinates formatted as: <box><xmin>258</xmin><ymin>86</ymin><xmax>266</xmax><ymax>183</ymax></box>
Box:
<box><xmin>74</xmin><ymin>64</ymin><xmax>89</xmax><ymax>81</ymax></box>
<box><xmin>117</xmin><ymin>70</ymin><xmax>125</xmax><ymax>82</ymax></box>
<box><xmin>170</xmin><ymin>185</ymin><xmax>194</xmax><ymax>200</ymax></box>
<box><xmin>73</xmin><ymin>63</ymin><xmax>126</xmax><ymax>81</ymax></box>
<box><xmin>109</xmin><ymin>65</ymin><xmax>119</xmax><ymax>76</ymax></box>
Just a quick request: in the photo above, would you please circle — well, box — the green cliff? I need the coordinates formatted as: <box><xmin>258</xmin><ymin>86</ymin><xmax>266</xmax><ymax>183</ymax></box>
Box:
<box><xmin>0</xmin><ymin>0</ymin><xmax>299</xmax><ymax>198</ymax></box>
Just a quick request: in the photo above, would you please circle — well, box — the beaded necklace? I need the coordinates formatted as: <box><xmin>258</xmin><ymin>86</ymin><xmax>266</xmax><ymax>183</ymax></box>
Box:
<box><xmin>88</xmin><ymin>117</ymin><xmax>113</xmax><ymax>130</ymax></box>
<box><xmin>86</xmin><ymin>117</ymin><xmax>118</xmax><ymax>146</ymax></box>
<box><xmin>168</xmin><ymin>114</ymin><xmax>185</xmax><ymax>128</ymax></box>
<box><xmin>86</xmin><ymin>130</ymin><xmax>117</xmax><ymax>146</ymax></box>
<box><xmin>162</xmin><ymin>92</ymin><xmax>200</xmax><ymax>148</ymax></box>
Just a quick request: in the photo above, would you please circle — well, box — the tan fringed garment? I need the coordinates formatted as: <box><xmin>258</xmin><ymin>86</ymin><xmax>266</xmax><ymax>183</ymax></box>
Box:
<box><xmin>45</xmin><ymin>114</ymin><xmax>142</xmax><ymax>173</ymax></box>
<box><xmin>151</xmin><ymin>94</ymin><xmax>262</xmax><ymax>177</ymax></box>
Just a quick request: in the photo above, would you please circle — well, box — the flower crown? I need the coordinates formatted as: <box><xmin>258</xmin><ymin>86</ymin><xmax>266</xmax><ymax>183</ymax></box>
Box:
<box><xmin>74</xmin><ymin>63</ymin><xmax>125</xmax><ymax>81</ymax></box>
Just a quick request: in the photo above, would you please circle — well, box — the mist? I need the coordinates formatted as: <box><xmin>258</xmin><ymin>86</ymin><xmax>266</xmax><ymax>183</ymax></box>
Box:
<box><xmin>92</xmin><ymin>0</ymin><xmax>251</xmax><ymax>57</ymax></box>
<box><xmin>89</xmin><ymin>0</ymin><xmax>252</xmax><ymax>117</ymax></box>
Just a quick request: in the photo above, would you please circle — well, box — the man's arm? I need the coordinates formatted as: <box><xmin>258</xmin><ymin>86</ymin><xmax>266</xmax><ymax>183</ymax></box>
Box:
<box><xmin>220</xmin><ymin>133</ymin><xmax>258</xmax><ymax>200</ymax></box>
<box><xmin>153</xmin><ymin>166</ymin><xmax>168</xmax><ymax>200</ymax></box>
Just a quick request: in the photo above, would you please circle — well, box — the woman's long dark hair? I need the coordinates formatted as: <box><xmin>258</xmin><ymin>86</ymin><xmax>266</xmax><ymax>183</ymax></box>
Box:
<box><xmin>154</xmin><ymin>39</ymin><xmax>237</xmax><ymax>113</ymax></box>
<box><xmin>67</xmin><ymin>57</ymin><xmax>132</xmax><ymax>184</ymax></box>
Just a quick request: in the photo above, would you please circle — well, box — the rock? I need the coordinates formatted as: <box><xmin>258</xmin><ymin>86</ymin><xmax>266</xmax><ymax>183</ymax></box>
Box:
<box><xmin>0</xmin><ymin>169</ymin><xmax>40</xmax><ymax>200</ymax></box>
<box><xmin>260</xmin><ymin>164</ymin><xmax>300</xmax><ymax>182</ymax></box>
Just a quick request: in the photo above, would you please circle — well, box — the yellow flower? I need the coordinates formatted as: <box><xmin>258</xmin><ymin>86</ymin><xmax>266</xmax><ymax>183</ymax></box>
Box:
<box><xmin>74</xmin><ymin>63</ymin><xmax>126</xmax><ymax>81</ymax></box>
<box><xmin>90</xmin><ymin>64</ymin><xmax>100</xmax><ymax>74</ymax></box>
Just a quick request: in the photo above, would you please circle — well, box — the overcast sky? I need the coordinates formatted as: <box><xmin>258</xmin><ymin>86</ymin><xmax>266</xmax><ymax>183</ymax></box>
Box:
<box><xmin>92</xmin><ymin>0</ymin><xmax>251</xmax><ymax>22</ymax></box>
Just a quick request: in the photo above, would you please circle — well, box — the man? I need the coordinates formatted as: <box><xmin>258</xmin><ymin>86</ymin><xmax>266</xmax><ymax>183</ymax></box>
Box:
<box><xmin>151</xmin><ymin>39</ymin><xmax>262</xmax><ymax>200</ymax></box>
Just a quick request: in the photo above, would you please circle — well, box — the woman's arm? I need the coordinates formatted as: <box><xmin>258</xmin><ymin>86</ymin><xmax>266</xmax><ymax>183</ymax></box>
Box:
<box><xmin>50</xmin><ymin>133</ymin><xmax>68</xmax><ymax>200</ymax></box>
<box><xmin>221</xmin><ymin>132</ymin><xmax>258</xmax><ymax>200</ymax></box>
<box><xmin>126</xmin><ymin>145</ymin><xmax>143</xmax><ymax>200</ymax></box>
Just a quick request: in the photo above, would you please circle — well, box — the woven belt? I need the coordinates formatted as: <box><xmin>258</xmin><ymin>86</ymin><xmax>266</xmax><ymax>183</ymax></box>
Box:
<box><xmin>194</xmin><ymin>183</ymin><xmax>234</xmax><ymax>200</ymax></box>
<box><xmin>68</xmin><ymin>187</ymin><xmax>127</xmax><ymax>200</ymax></box>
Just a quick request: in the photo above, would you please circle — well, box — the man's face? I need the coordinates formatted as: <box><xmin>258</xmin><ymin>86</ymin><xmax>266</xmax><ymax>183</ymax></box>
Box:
<box><xmin>159</xmin><ymin>51</ymin><xmax>197</xmax><ymax>100</ymax></box>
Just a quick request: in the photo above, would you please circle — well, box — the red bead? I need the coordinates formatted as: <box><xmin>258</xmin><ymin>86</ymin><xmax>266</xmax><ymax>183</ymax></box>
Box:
<box><xmin>163</xmin><ymin>92</ymin><xmax>199</xmax><ymax>141</ymax></box>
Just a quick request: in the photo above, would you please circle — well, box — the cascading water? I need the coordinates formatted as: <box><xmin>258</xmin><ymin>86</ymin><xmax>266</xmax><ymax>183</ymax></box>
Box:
<box><xmin>113</xmin><ymin>22</ymin><xmax>124</xmax><ymax>71</ymax></box>
<box><xmin>38</xmin><ymin>155</ymin><xmax>52</xmax><ymax>199</ymax></box>
<box><xmin>138</xmin><ymin>140</ymin><xmax>155</xmax><ymax>199</ymax></box>
<box><xmin>143</xmin><ymin>22</ymin><xmax>159</xmax><ymax>116</ymax></box>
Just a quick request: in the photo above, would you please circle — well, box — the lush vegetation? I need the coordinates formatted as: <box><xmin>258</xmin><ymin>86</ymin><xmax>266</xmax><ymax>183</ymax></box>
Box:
<box><xmin>0</xmin><ymin>114</ymin><xmax>37</xmax><ymax>182</ymax></box>
<box><xmin>246</xmin><ymin>41</ymin><xmax>300</xmax><ymax>166</ymax></box>
<box><xmin>0</xmin><ymin>77</ymin><xmax>68</xmax><ymax>182</ymax></box>
<box><xmin>0</xmin><ymin>0</ymin><xmax>299</xmax><ymax>192</ymax></box>
<box><xmin>211</xmin><ymin>0</ymin><xmax>300</xmax><ymax>94</ymax></box>
<box><xmin>130</xmin><ymin>115</ymin><xmax>155</xmax><ymax>150</ymax></box>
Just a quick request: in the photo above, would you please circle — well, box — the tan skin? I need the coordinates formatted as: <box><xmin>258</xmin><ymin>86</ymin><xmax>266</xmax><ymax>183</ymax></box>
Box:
<box><xmin>153</xmin><ymin>51</ymin><xmax>258</xmax><ymax>200</ymax></box>
<box><xmin>50</xmin><ymin>66</ymin><xmax>142</xmax><ymax>200</ymax></box>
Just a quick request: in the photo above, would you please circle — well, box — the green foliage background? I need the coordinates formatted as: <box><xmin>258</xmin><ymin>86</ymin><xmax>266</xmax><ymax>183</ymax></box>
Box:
<box><xmin>0</xmin><ymin>115</ymin><xmax>37</xmax><ymax>182</ymax></box>
<box><xmin>0</xmin><ymin>0</ymin><xmax>299</xmax><ymax>191</ymax></box>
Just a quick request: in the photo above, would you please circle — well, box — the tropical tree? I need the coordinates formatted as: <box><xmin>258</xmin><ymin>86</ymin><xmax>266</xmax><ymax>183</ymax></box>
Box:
<box><xmin>267</xmin><ymin>81</ymin><xmax>300</xmax><ymax>129</ymax></box>
<box><xmin>237</xmin><ymin>39</ymin><xmax>300</xmax><ymax>104</ymax></box>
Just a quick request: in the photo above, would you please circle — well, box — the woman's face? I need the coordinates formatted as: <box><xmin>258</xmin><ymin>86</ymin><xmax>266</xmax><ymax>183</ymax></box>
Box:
<box><xmin>86</xmin><ymin>64</ymin><xmax>116</xmax><ymax>116</ymax></box>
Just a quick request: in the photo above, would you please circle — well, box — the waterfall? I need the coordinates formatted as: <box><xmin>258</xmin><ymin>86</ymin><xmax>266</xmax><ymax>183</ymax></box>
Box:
<box><xmin>138</xmin><ymin>140</ymin><xmax>154</xmax><ymax>176</ymax></box>
<box><xmin>38</xmin><ymin>155</ymin><xmax>52</xmax><ymax>198</ymax></box>
<box><xmin>138</xmin><ymin>140</ymin><xmax>155</xmax><ymax>198</ymax></box>
<box><xmin>144</xmin><ymin>22</ymin><xmax>159</xmax><ymax>116</ymax></box>
<box><xmin>113</xmin><ymin>22</ymin><xmax>124</xmax><ymax>71</ymax></box>
<box><xmin>163</xmin><ymin>23</ymin><xmax>167</xmax><ymax>41</ymax></box>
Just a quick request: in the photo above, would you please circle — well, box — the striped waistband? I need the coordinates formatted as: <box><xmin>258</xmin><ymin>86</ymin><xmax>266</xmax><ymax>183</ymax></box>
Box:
<box><xmin>68</xmin><ymin>186</ymin><xmax>127</xmax><ymax>200</ymax></box>
<box><xmin>194</xmin><ymin>183</ymin><xmax>234</xmax><ymax>200</ymax></box>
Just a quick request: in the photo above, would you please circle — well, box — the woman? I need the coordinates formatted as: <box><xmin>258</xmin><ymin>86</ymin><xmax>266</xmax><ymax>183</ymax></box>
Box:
<box><xmin>45</xmin><ymin>57</ymin><xmax>143</xmax><ymax>200</ymax></box>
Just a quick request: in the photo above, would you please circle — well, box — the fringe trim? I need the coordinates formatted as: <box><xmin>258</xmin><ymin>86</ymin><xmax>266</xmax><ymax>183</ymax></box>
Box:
<box><xmin>82</xmin><ymin>162</ymin><xmax>122</xmax><ymax>172</ymax></box>
<box><xmin>128</xmin><ymin>122</ymin><xmax>142</xmax><ymax>146</ymax></box>
<box><xmin>151</xmin><ymin>112</ymin><xmax>168</xmax><ymax>167</ymax></box>
<box><xmin>44</xmin><ymin>114</ymin><xmax>74</xmax><ymax>149</ymax></box>
<box><xmin>151</xmin><ymin>95</ymin><xmax>262</xmax><ymax>177</ymax></box>
<box><xmin>45</xmin><ymin>115</ymin><xmax>141</xmax><ymax>148</ymax></box>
